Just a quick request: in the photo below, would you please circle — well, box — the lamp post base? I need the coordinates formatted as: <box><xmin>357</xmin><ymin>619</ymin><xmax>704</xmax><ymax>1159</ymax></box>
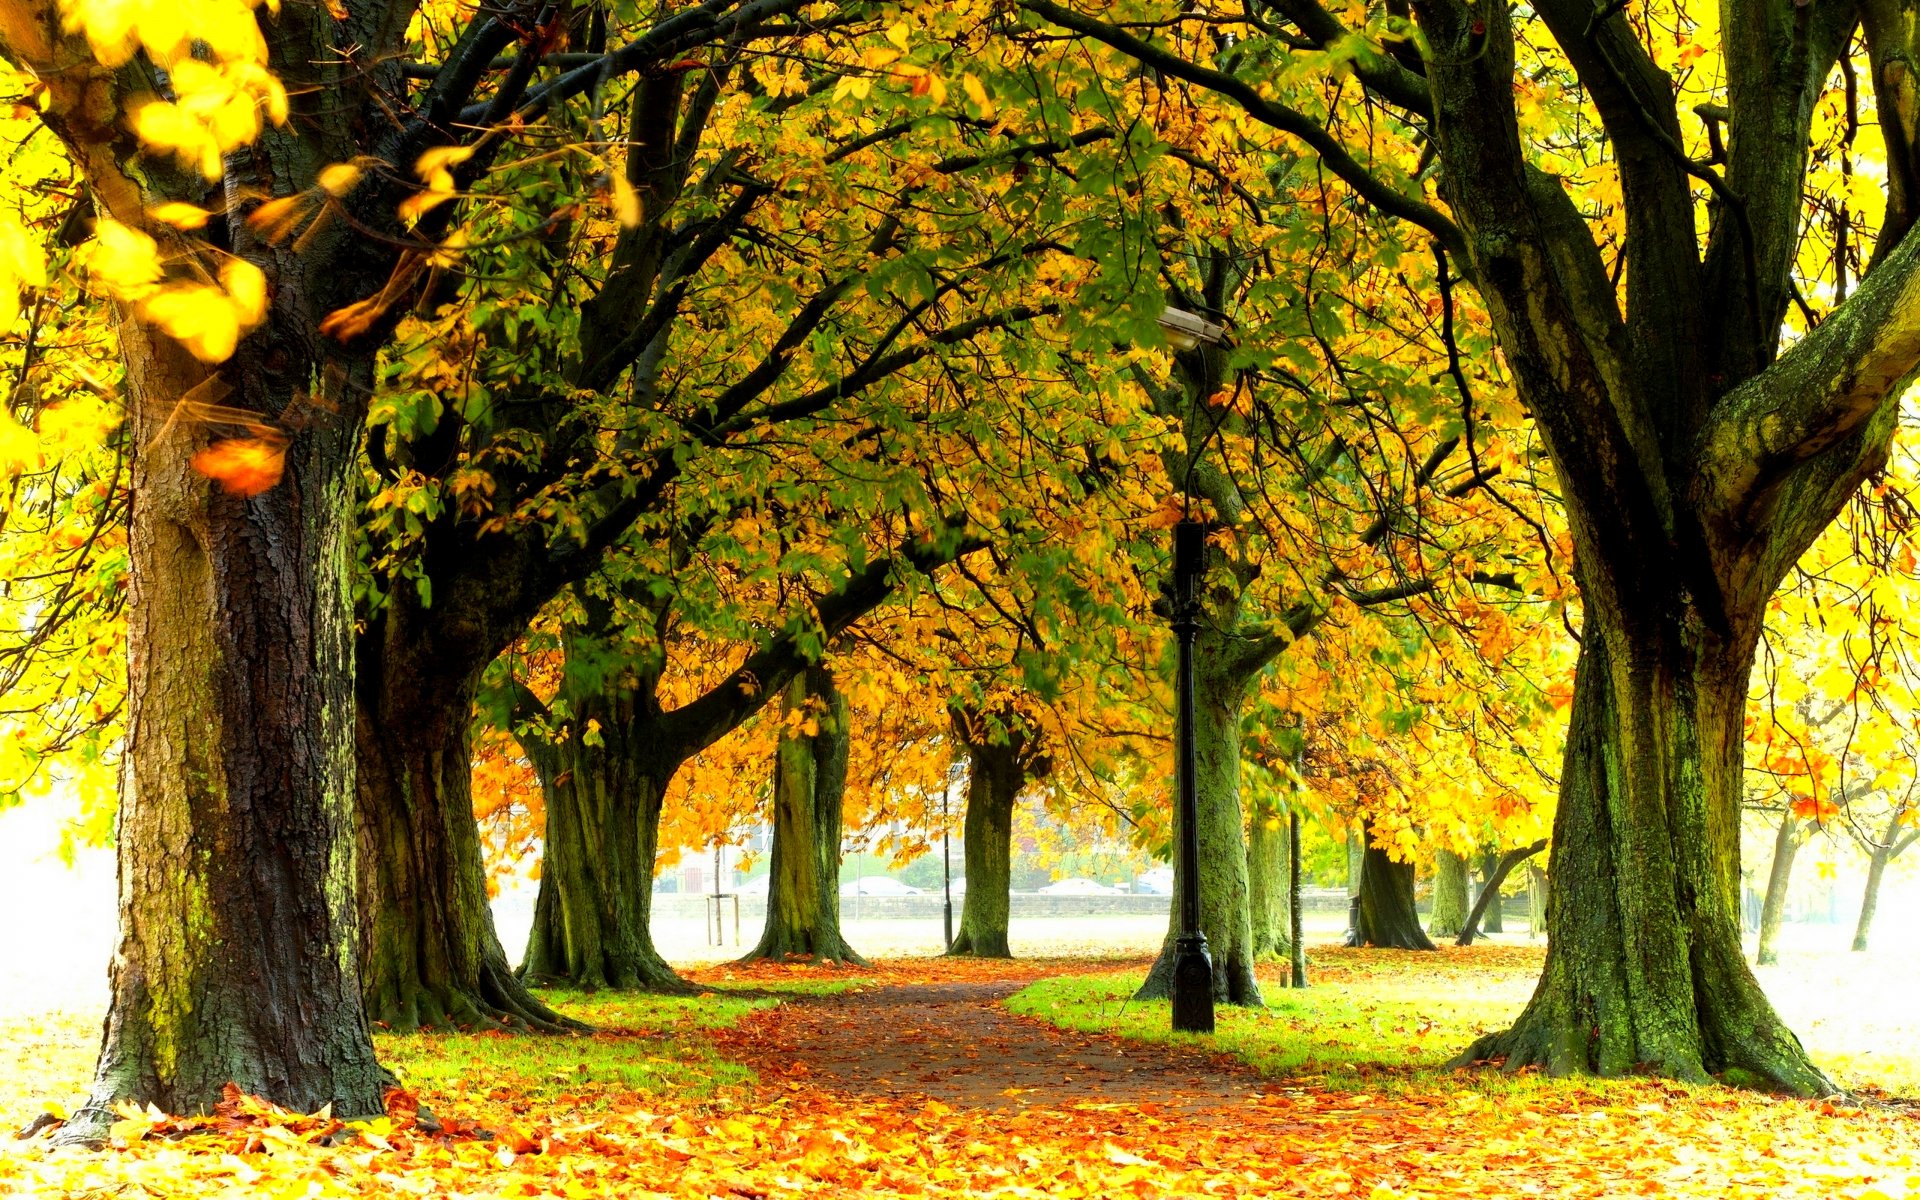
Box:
<box><xmin>1170</xmin><ymin>934</ymin><xmax>1216</xmax><ymax>1033</ymax></box>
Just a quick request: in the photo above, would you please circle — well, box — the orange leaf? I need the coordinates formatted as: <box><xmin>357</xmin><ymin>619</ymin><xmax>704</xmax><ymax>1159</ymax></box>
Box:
<box><xmin>192</xmin><ymin>436</ymin><xmax>287</xmax><ymax>496</ymax></box>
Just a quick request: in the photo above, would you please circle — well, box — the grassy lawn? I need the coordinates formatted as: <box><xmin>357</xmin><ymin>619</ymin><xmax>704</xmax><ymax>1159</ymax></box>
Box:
<box><xmin>1006</xmin><ymin>943</ymin><xmax>1920</xmax><ymax>1100</ymax></box>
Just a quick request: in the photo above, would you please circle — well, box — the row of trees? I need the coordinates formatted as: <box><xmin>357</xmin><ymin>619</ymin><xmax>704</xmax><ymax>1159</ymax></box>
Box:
<box><xmin>4</xmin><ymin>0</ymin><xmax>1920</xmax><ymax>1135</ymax></box>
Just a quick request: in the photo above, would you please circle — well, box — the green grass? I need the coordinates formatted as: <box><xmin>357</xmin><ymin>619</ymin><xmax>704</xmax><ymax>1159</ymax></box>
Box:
<box><xmin>375</xmin><ymin>989</ymin><xmax>770</xmax><ymax>1116</ymax></box>
<box><xmin>1004</xmin><ymin>949</ymin><xmax>1624</xmax><ymax>1101</ymax></box>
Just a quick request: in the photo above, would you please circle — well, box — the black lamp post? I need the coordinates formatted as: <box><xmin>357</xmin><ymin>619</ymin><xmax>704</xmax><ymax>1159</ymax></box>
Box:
<box><xmin>1170</xmin><ymin>518</ymin><xmax>1215</xmax><ymax>1033</ymax></box>
<box><xmin>942</xmin><ymin>781</ymin><xmax>954</xmax><ymax>949</ymax></box>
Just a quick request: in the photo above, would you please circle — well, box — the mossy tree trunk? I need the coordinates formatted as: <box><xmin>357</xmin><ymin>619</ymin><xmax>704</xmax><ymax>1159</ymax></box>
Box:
<box><xmin>1138</xmin><ymin>636</ymin><xmax>1262</xmax><ymax>1005</ymax></box>
<box><xmin>1852</xmin><ymin>812</ymin><xmax>1918</xmax><ymax>951</ymax></box>
<box><xmin>1248</xmin><ymin>805</ymin><xmax>1292</xmax><ymax>958</ymax></box>
<box><xmin>518</xmin><ymin>715</ymin><xmax>685</xmax><ymax>992</ymax></box>
<box><xmin>1430</xmin><ymin>849</ymin><xmax>1470</xmax><ymax>939</ymax></box>
<box><xmin>1754</xmin><ymin>810</ymin><xmax>1804</xmax><ymax>966</ymax></box>
<box><xmin>1457</xmin><ymin>622</ymin><xmax>1837</xmax><ymax>1093</ymax></box>
<box><xmin>946</xmin><ymin>703</ymin><xmax>1047</xmax><ymax>958</ymax></box>
<box><xmin>1476</xmin><ymin>850</ymin><xmax>1505</xmax><ymax>934</ymax></box>
<box><xmin>742</xmin><ymin>668</ymin><xmax>864</xmax><ymax>965</ymax></box>
<box><xmin>5</xmin><ymin>4</ymin><xmax>401</xmax><ymax>1137</ymax></box>
<box><xmin>357</xmin><ymin>590</ymin><xmax>582</xmax><ymax>1030</ymax></box>
<box><xmin>1350</xmin><ymin>823</ymin><xmax>1437</xmax><ymax>950</ymax></box>
<box><xmin>511</xmin><ymin>614</ymin><xmax>685</xmax><ymax>993</ymax></box>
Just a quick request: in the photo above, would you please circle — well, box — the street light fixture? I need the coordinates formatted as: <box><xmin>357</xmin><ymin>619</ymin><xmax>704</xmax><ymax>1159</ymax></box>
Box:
<box><xmin>942</xmin><ymin>773</ymin><xmax>955</xmax><ymax>950</ymax></box>
<box><xmin>1156</xmin><ymin>303</ymin><xmax>1228</xmax><ymax>1035</ymax></box>
<box><xmin>1169</xmin><ymin>518</ymin><xmax>1215</xmax><ymax>1033</ymax></box>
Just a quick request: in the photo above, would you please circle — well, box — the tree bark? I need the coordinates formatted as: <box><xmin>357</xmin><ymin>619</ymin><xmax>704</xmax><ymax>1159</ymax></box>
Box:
<box><xmin>1348</xmin><ymin>823</ymin><xmax>1438</xmax><ymax>950</ymax></box>
<box><xmin>742</xmin><ymin>668</ymin><xmax>864</xmax><ymax>965</ymax></box>
<box><xmin>1476</xmin><ymin>849</ymin><xmax>1506</xmax><ymax>934</ymax></box>
<box><xmin>1852</xmin><ymin>815</ymin><xmax>1918</xmax><ymax>951</ymax></box>
<box><xmin>357</xmin><ymin>621</ymin><xmax>584</xmax><ymax>1027</ymax></box>
<box><xmin>67</xmin><ymin>325</ymin><xmax>391</xmax><ymax>1137</ymax></box>
<box><xmin>1248</xmin><ymin>806</ymin><xmax>1293</xmax><ymax>958</ymax></box>
<box><xmin>2</xmin><ymin>0</ymin><xmax>410</xmax><ymax>1139</ymax></box>
<box><xmin>1457</xmin><ymin>840</ymin><xmax>1548</xmax><ymax>946</ymax></box>
<box><xmin>1755</xmin><ymin>810</ymin><xmax>1804</xmax><ymax>966</ymax></box>
<box><xmin>520</xmin><ymin>762</ymin><xmax>684</xmax><ymax>992</ymax></box>
<box><xmin>1137</xmin><ymin>637</ymin><xmax>1263</xmax><ymax>1005</ymax></box>
<box><xmin>1456</xmin><ymin>626</ymin><xmax>1832</xmax><ymax>1094</ymax></box>
<box><xmin>1430</xmin><ymin>849</ymin><xmax>1470</xmax><ymax>938</ymax></box>
<box><xmin>946</xmin><ymin>704</ymin><xmax>1043</xmax><ymax>958</ymax></box>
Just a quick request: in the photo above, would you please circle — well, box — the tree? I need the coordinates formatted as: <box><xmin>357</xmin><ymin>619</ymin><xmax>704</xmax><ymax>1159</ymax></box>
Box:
<box><xmin>2</xmin><ymin>0</ymin><xmax>395</xmax><ymax>1135</ymax></box>
<box><xmin>1022</xmin><ymin>0</ymin><xmax>1920</xmax><ymax>1092</ymax></box>
<box><xmin>345</xmin><ymin>3</ymin><xmax>1137</xmax><ymax>1026</ymax></box>
<box><xmin>1347</xmin><ymin>819</ymin><xmax>1437</xmax><ymax>950</ymax></box>
<box><xmin>1753</xmin><ymin>809</ymin><xmax>1807</xmax><ymax>966</ymax></box>
<box><xmin>742</xmin><ymin>666</ymin><xmax>864</xmax><ymax>965</ymax></box>
<box><xmin>1429</xmin><ymin>850</ymin><xmax>1470</xmax><ymax>940</ymax></box>
<box><xmin>1852</xmin><ymin>806</ymin><xmax>1919</xmax><ymax>951</ymax></box>
<box><xmin>945</xmin><ymin>701</ymin><xmax>1051</xmax><ymax>957</ymax></box>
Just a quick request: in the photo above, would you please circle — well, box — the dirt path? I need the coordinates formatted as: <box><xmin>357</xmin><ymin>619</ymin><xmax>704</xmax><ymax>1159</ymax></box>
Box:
<box><xmin>717</xmin><ymin>978</ymin><xmax>1264</xmax><ymax>1117</ymax></box>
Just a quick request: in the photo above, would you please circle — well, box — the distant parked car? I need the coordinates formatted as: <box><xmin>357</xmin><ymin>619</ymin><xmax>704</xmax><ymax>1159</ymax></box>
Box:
<box><xmin>1134</xmin><ymin>867</ymin><xmax>1174</xmax><ymax>895</ymax></box>
<box><xmin>1038</xmin><ymin>877</ymin><xmax>1121</xmax><ymax>895</ymax></box>
<box><xmin>839</xmin><ymin>877</ymin><xmax>923</xmax><ymax>897</ymax></box>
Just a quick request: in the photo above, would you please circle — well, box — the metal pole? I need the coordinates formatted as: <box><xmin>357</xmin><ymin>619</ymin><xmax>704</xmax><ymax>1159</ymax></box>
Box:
<box><xmin>1170</xmin><ymin>519</ymin><xmax>1215</xmax><ymax>1033</ymax></box>
<box><xmin>943</xmin><ymin>786</ymin><xmax>954</xmax><ymax>949</ymax></box>
<box><xmin>1289</xmin><ymin>807</ymin><xmax>1307</xmax><ymax>988</ymax></box>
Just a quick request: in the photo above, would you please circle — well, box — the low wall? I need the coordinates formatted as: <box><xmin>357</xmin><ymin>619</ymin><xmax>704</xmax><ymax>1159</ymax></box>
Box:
<box><xmin>653</xmin><ymin>885</ymin><xmax>1359</xmax><ymax>924</ymax></box>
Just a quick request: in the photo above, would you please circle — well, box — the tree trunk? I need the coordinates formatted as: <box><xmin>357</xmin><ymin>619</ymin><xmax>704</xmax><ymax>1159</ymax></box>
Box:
<box><xmin>743</xmin><ymin>668</ymin><xmax>864</xmax><ymax>965</ymax></box>
<box><xmin>1248</xmin><ymin>806</ymin><xmax>1292</xmax><ymax>958</ymax></box>
<box><xmin>1137</xmin><ymin>639</ymin><xmax>1262</xmax><ymax>1005</ymax></box>
<box><xmin>946</xmin><ymin>707</ymin><xmax>1034</xmax><ymax>958</ymax></box>
<box><xmin>1457</xmin><ymin>839</ymin><xmax>1548</xmax><ymax>945</ymax></box>
<box><xmin>1852</xmin><ymin>816</ymin><xmax>1917</xmax><ymax>951</ymax></box>
<box><xmin>1430</xmin><ymin>849</ymin><xmax>1470</xmax><ymax>938</ymax></box>
<box><xmin>520</xmin><ymin>763</ymin><xmax>683</xmax><ymax>992</ymax></box>
<box><xmin>65</xmin><ymin>324</ymin><xmax>390</xmax><ymax>1138</ymax></box>
<box><xmin>1349</xmin><ymin>824</ymin><xmax>1438</xmax><ymax>950</ymax></box>
<box><xmin>1476</xmin><ymin>849</ymin><xmax>1505</xmax><ymax>933</ymax></box>
<box><xmin>1527</xmin><ymin>864</ymin><xmax>1547</xmax><ymax>941</ymax></box>
<box><xmin>1755</xmin><ymin>810</ymin><xmax>1803</xmax><ymax>966</ymax></box>
<box><xmin>357</xmin><ymin>600</ymin><xmax>581</xmax><ymax>1029</ymax></box>
<box><xmin>1457</xmin><ymin>623</ymin><xmax>1832</xmax><ymax>1094</ymax></box>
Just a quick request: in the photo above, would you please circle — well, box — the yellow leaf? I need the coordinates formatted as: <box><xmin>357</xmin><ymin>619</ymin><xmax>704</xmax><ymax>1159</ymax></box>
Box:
<box><xmin>962</xmin><ymin>72</ymin><xmax>992</xmax><ymax>116</ymax></box>
<box><xmin>317</xmin><ymin>162</ymin><xmax>364</xmax><ymax>197</ymax></box>
<box><xmin>610</xmin><ymin>172</ymin><xmax>642</xmax><ymax>228</ymax></box>
<box><xmin>150</xmin><ymin>202</ymin><xmax>212</xmax><ymax>229</ymax></box>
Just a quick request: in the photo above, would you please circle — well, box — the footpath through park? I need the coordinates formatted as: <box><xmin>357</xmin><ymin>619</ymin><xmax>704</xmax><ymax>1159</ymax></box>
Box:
<box><xmin>696</xmin><ymin>961</ymin><xmax>1920</xmax><ymax>1199</ymax></box>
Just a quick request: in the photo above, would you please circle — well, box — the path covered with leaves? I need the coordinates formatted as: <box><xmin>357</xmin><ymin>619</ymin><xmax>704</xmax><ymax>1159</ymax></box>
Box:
<box><xmin>4</xmin><ymin>955</ymin><xmax>1919</xmax><ymax>1197</ymax></box>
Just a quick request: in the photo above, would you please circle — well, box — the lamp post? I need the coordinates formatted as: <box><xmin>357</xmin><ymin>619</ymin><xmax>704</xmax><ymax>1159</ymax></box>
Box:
<box><xmin>1169</xmin><ymin>517</ymin><xmax>1215</xmax><ymax>1033</ymax></box>
<box><xmin>942</xmin><ymin>778</ymin><xmax>954</xmax><ymax>949</ymax></box>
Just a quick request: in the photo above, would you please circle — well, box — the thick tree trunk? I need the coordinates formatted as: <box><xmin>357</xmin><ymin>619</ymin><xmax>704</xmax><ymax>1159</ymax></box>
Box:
<box><xmin>1852</xmin><ymin>816</ymin><xmax>1916</xmax><ymax>951</ymax></box>
<box><xmin>65</xmin><ymin>325</ymin><xmax>390</xmax><ymax>1139</ymax></box>
<box><xmin>743</xmin><ymin>669</ymin><xmax>864</xmax><ymax>965</ymax></box>
<box><xmin>517</xmin><ymin>738</ymin><xmax>684</xmax><ymax>991</ymax></box>
<box><xmin>1137</xmin><ymin>639</ymin><xmax>1262</xmax><ymax>1005</ymax></box>
<box><xmin>1457</xmin><ymin>623</ymin><xmax>1832</xmax><ymax>1094</ymax></box>
<box><xmin>1755</xmin><ymin>810</ymin><xmax>1803</xmax><ymax>965</ymax></box>
<box><xmin>1348</xmin><ymin>825</ymin><xmax>1438</xmax><ymax>950</ymax></box>
<box><xmin>1248</xmin><ymin>807</ymin><xmax>1292</xmax><ymax>958</ymax></box>
<box><xmin>1430</xmin><ymin>849</ymin><xmax>1470</xmax><ymax>938</ymax></box>
<box><xmin>946</xmin><ymin>710</ymin><xmax>1027</xmax><ymax>958</ymax></box>
<box><xmin>1476</xmin><ymin>849</ymin><xmax>1506</xmax><ymax>933</ymax></box>
<box><xmin>357</xmin><ymin>608</ymin><xmax>581</xmax><ymax>1029</ymax></box>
